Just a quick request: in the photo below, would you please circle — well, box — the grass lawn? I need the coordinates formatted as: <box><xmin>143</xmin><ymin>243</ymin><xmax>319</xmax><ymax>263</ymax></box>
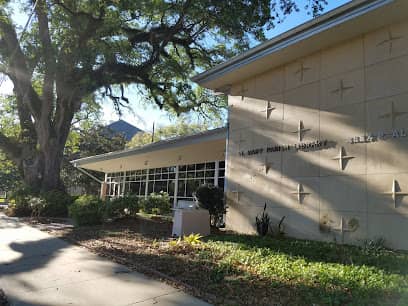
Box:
<box><xmin>42</xmin><ymin>216</ymin><xmax>408</xmax><ymax>306</ymax></box>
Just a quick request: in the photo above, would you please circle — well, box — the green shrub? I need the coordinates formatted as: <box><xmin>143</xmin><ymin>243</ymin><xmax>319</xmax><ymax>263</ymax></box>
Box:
<box><xmin>104</xmin><ymin>195</ymin><xmax>139</xmax><ymax>219</ymax></box>
<box><xmin>69</xmin><ymin>195</ymin><xmax>104</xmax><ymax>226</ymax></box>
<box><xmin>6</xmin><ymin>186</ymin><xmax>35</xmax><ymax>217</ymax></box>
<box><xmin>195</xmin><ymin>184</ymin><xmax>225</xmax><ymax>227</ymax></box>
<box><xmin>39</xmin><ymin>190</ymin><xmax>73</xmax><ymax>217</ymax></box>
<box><xmin>139</xmin><ymin>192</ymin><xmax>171</xmax><ymax>215</ymax></box>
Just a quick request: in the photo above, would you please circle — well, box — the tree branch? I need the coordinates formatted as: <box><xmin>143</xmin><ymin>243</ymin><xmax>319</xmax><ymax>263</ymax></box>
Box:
<box><xmin>0</xmin><ymin>12</ymin><xmax>42</xmax><ymax>121</ymax></box>
<box><xmin>35</xmin><ymin>0</ymin><xmax>56</xmax><ymax>119</ymax></box>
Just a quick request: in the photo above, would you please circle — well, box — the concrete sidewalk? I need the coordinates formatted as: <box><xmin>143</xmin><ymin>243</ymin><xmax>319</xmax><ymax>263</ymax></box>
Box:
<box><xmin>0</xmin><ymin>213</ymin><xmax>211</xmax><ymax>306</ymax></box>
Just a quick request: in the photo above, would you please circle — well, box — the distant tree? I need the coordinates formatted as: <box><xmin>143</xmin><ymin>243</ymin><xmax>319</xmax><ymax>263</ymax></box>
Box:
<box><xmin>0</xmin><ymin>153</ymin><xmax>20</xmax><ymax>191</ymax></box>
<box><xmin>62</xmin><ymin>124</ymin><xmax>126</xmax><ymax>194</ymax></box>
<box><xmin>127</xmin><ymin>119</ymin><xmax>221</xmax><ymax>148</ymax></box>
<box><xmin>0</xmin><ymin>0</ymin><xmax>327</xmax><ymax>192</ymax></box>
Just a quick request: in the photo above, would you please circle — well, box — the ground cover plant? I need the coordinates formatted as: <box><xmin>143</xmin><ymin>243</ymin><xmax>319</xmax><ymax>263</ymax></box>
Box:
<box><xmin>42</xmin><ymin>216</ymin><xmax>408</xmax><ymax>306</ymax></box>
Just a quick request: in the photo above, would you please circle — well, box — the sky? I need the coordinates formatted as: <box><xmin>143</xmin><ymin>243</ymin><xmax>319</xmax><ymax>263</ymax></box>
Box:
<box><xmin>0</xmin><ymin>0</ymin><xmax>351</xmax><ymax>132</ymax></box>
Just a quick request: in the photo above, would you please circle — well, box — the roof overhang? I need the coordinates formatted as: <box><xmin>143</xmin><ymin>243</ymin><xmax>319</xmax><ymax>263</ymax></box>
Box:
<box><xmin>71</xmin><ymin>127</ymin><xmax>227</xmax><ymax>173</ymax></box>
<box><xmin>192</xmin><ymin>0</ymin><xmax>408</xmax><ymax>91</ymax></box>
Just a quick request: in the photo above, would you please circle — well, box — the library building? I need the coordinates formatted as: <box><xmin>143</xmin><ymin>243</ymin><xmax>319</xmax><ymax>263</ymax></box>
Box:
<box><xmin>74</xmin><ymin>0</ymin><xmax>408</xmax><ymax>250</ymax></box>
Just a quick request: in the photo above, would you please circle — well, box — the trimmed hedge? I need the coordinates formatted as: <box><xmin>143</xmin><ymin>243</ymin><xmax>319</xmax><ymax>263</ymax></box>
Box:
<box><xmin>104</xmin><ymin>195</ymin><xmax>139</xmax><ymax>220</ymax></box>
<box><xmin>69</xmin><ymin>195</ymin><xmax>104</xmax><ymax>226</ymax></box>
<box><xmin>139</xmin><ymin>192</ymin><xmax>171</xmax><ymax>215</ymax></box>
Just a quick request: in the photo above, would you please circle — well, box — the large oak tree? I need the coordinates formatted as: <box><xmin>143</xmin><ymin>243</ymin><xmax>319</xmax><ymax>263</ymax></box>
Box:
<box><xmin>0</xmin><ymin>0</ymin><xmax>327</xmax><ymax>192</ymax></box>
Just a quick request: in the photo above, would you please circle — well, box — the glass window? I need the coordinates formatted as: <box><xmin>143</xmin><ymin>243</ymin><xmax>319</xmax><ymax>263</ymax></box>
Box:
<box><xmin>168</xmin><ymin>180</ymin><xmax>175</xmax><ymax>195</ymax></box>
<box><xmin>219</xmin><ymin>161</ymin><xmax>225</xmax><ymax>168</ymax></box>
<box><xmin>148</xmin><ymin>182</ymin><xmax>154</xmax><ymax>194</ymax></box>
<box><xmin>196</xmin><ymin>163</ymin><xmax>205</xmax><ymax>170</ymax></box>
<box><xmin>140</xmin><ymin>182</ymin><xmax>146</xmax><ymax>196</ymax></box>
<box><xmin>206</xmin><ymin>162</ymin><xmax>215</xmax><ymax>169</ymax></box>
<box><xmin>178</xmin><ymin>179</ymin><xmax>186</xmax><ymax>196</ymax></box>
<box><xmin>205</xmin><ymin>170</ymin><xmax>215</xmax><ymax>178</ymax></box>
<box><xmin>187</xmin><ymin>164</ymin><xmax>195</xmax><ymax>171</ymax></box>
<box><xmin>218</xmin><ymin>178</ymin><xmax>224</xmax><ymax>188</ymax></box>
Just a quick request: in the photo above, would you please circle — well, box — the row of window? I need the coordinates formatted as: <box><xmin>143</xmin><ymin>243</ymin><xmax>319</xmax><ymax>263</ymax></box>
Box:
<box><xmin>106</xmin><ymin>161</ymin><xmax>225</xmax><ymax>201</ymax></box>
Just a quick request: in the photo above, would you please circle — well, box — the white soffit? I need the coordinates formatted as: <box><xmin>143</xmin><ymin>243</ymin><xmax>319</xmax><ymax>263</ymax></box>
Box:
<box><xmin>71</xmin><ymin>128</ymin><xmax>227</xmax><ymax>173</ymax></box>
<box><xmin>192</xmin><ymin>0</ymin><xmax>407</xmax><ymax>91</ymax></box>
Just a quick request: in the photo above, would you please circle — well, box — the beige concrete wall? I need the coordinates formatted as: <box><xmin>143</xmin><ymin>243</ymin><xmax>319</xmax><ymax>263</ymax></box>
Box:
<box><xmin>225</xmin><ymin>19</ymin><xmax>408</xmax><ymax>250</ymax></box>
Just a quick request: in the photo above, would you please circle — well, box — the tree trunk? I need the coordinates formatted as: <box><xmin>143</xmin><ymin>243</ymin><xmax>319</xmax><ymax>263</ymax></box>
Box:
<box><xmin>19</xmin><ymin>148</ymin><xmax>64</xmax><ymax>193</ymax></box>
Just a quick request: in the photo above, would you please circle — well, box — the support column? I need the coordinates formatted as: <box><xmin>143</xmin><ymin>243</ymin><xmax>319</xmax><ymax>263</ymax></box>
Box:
<box><xmin>214</xmin><ymin>160</ymin><xmax>219</xmax><ymax>187</ymax></box>
<box><xmin>100</xmin><ymin>173</ymin><xmax>108</xmax><ymax>200</ymax></box>
<box><xmin>173</xmin><ymin>165</ymin><xmax>179</xmax><ymax>208</ymax></box>
<box><xmin>144</xmin><ymin>169</ymin><xmax>149</xmax><ymax>198</ymax></box>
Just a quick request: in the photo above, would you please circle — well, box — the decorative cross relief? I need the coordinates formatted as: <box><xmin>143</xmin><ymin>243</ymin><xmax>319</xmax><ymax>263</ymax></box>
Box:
<box><xmin>377</xmin><ymin>29</ymin><xmax>403</xmax><ymax>55</ymax></box>
<box><xmin>332</xmin><ymin>147</ymin><xmax>354</xmax><ymax>171</ymax></box>
<box><xmin>260</xmin><ymin>101</ymin><xmax>276</xmax><ymax>120</ymax></box>
<box><xmin>331</xmin><ymin>79</ymin><xmax>354</xmax><ymax>100</ymax></box>
<box><xmin>291</xmin><ymin>120</ymin><xmax>310</xmax><ymax>141</ymax></box>
<box><xmin>295</xmin><ymin>62</ymin><xmax>311</xmax><ymax>82</ymax></box>
<box><xmin>382</xmin><ymin>179</ymin><xmax>408</xmax><ymax>208</ymax></box>
<box><xmin>331</xmin><ymin>217</ymin><xmax>357</xmax><ymax>244</ymax></box>
<box><xmin>291</xmin><ymin>183</ymin><xmax>310</xmax><ymax>204</ymax></box>
<box><xmin>378</xmin><ymin>101</ymin><xmax>408</xmax><ymax>129</ymax></box>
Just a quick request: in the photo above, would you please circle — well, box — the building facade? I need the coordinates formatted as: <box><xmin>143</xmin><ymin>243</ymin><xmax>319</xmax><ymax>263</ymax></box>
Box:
<box><xmin>74</xmin><ymin>0</ymin><xmax>408</xmax><ymax>250</ymax></box>
<box><xmin>72</xmin><ymin>128</ymin><xmax>226</xmax><ymax>206</ymax></box>
<box><xmin>194</xmin><ymin>0</ymin><xmax>408</xmax><ymax>249</ymax></box>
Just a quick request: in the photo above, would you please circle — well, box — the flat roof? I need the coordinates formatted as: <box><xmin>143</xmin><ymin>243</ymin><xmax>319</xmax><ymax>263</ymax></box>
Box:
<box><xmin>71</xmin><ymin>127</ymin><xmax>227</xmax><ymax>172</ymax></box>
<box><xmin>193</xmin><ymin>0</ymin><xmax>408</xmax><ymax>91</ymax></box>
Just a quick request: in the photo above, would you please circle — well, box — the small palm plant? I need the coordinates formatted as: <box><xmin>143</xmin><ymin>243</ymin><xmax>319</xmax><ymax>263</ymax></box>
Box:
<box><xmin>255</xmin><ymin>203</ymin><xmax>271</xmax><ymax>236</ymax></box>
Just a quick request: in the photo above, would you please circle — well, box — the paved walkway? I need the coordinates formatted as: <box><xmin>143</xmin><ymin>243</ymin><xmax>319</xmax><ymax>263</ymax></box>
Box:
<box><xmin>0</xmin><ymin>213</ymin><xmax>211</xmax><ymax>306</ymax></box>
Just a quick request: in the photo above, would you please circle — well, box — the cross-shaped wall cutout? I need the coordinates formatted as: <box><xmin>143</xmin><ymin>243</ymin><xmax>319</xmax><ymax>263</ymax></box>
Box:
<box><xmin>294</xmin><ymin>62</ymin><xmax>311</xmax><ymax>82</ymax></box>
<box><xmin>291</xmin><ymin>183</ymin><xmax>311</xmax><ymax>204</ymax></box>
<box><xmin>377</xmin><ymin>29</ymin><xmax>403</xmax><ymax>55</ymax></box>
<box><xmin>331</xmin><ymin>79</ymin><xmax>354</xmax><ymax>100</ymax></box>
<box><xmin>382</xmin><ymin>179</ymin><xmax>408</xmax><ymax>208</ymax></box>
<box><xmin>259</xmin><ymin>101</ymin><xmax>276</xmax><ymax>120</ymax></box>
<box><xmin>332</xmin><ymin>147</ymin><xmax>354</xmax><ymax>171</ymax></box>
<box><xmin>378</xmin><ymin>101</ymin><xmax>408</xmax><ymax>129</ymax></box>
<box><xmin>291</xmin><ymin>120</ymin><xmax>310</xmax><ymax>142</ymax></box>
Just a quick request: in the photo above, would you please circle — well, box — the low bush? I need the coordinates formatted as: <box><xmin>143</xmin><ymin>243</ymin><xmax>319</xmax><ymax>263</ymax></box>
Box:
<box><xmin>139</xmin><ymin>192</ymin><xmax>171</xmax><ymax>215</ymax></box>
<box><xmin>7</xmin><ymin>188</ymin><xmax>73</xmax><ymax>218</ymax></box>
<box><xmin>195</xmin><ymin>184</ymin><xmax>225</xmax><ymax>227</ymax></box>
<box><xmin>6</xmin><ymin>186</ymin><xmax>35</xmax><ymax>217</ymax></box>
<box><xmin>39</xmin><ymin>190</ymin><xmax>73</xmax><ymax>217</ymax></box>
<box><xmin>69</xmin><ymin>195</ymin><xmax>104</xmax><ymax>226</ymax></box>
<box><xmin>104</xmin><ymin>195</ymin><xmax>139</xmax><ymax>220</ymax></box>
